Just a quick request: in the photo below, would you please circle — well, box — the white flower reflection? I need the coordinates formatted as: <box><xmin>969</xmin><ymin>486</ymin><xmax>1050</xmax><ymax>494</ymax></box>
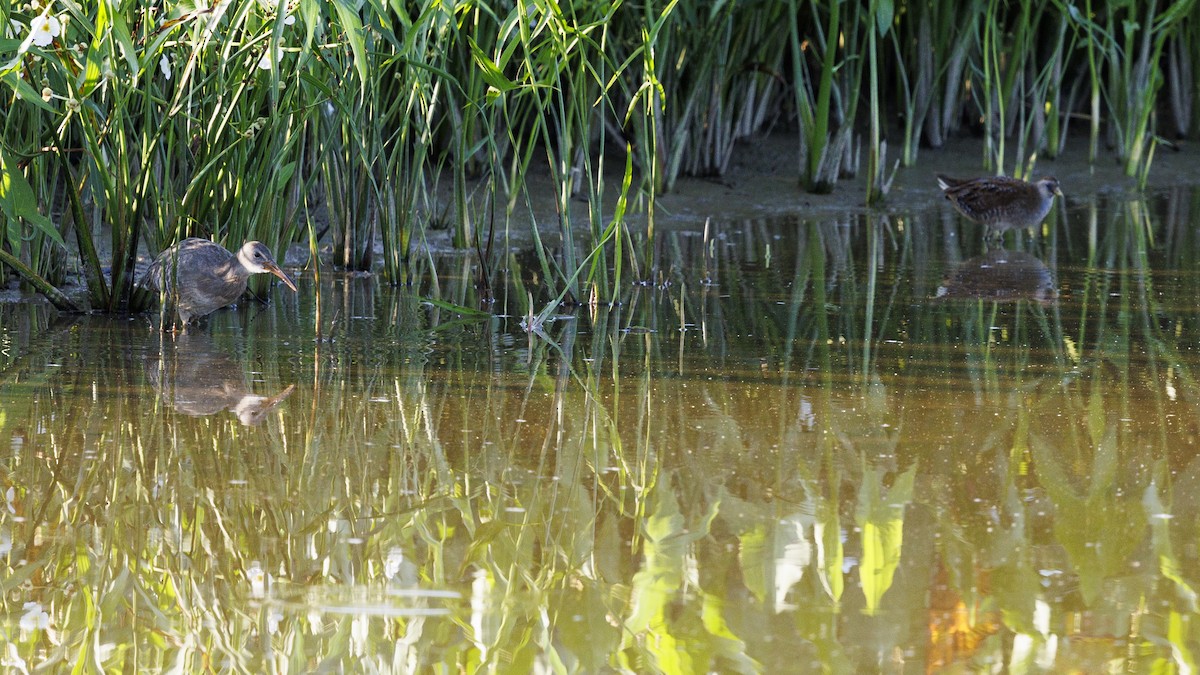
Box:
<box><xmin>28</xmin><ymin>14</ymin><xmax>60</xmax><ymax>47</ymax></box>
<box><xmin>350</xmin><ymin>614</ymin><xmax>369</xmax><ymax>657</ymax></box>
<box><xmin>383</xmin><ymin>546</ymin><xmax>418</xmax><ymax>585</ymax></box>
<box><xmin>384</xmin><ymin>547</ymin><xmax>404</xmax><ymax>579</ymax></box>
<box><xmin>267</xmin><ymin>608</ymin><xmax>283</xmax><ymax>634</ymax></box>
<box><xmin>246</xmin><ymin>561</ymin><xmax>269</xmax><ymax>598</ymax></box>
<box><xmin>2</xmin><ymin>643</ymin><xmax>28</xmax><ymax>675</ymax></box>
<box><xmin>19</xmin><ymin>602</ymin><xmax>49</xmax><ymax>632</ymax></box>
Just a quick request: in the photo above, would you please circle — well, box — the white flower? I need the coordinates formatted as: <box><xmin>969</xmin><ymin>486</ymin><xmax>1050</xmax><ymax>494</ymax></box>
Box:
<box><xmin>0</xmin><ymin>530</ymin><xmax>11</xmax><ymax>556</ymax></box>
<box><xmin>19</xmin><ymin>602</ymin><xmax>49</xmax><ymax>632</ymax></box>
<box><xmin>40</xmin><ymin>86</ymin><xmax>52</xmax><ymax>102</ymax></box>
<box><xmin>28</xmin><ymin>14</ymin><xmax>60</xmax><ymax>48</ymax></box>
<box><xmin>257</xmin><ymin>0</ymin><xmax>295</xmax><ymax>23</ymax></box>
<box><xmin>257</xmin><ymin>48</ymin><xmax>282</xmax><ymax>70</ymax></box>
<box><xmin>65</xmin><ymin>97</ymin><xmax>80</xmax><ymax>112</ymax></box>
<box><xmin>159</xmin><ymin>55</ymin><xmax>171</xmax><ymax>80</ymax></box>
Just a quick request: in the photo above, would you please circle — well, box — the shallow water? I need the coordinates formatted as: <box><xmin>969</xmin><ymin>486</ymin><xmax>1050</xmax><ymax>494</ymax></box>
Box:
<box><xmin>2</xmin><ymin>186</ymin><xmax>1200</xmax><ymax>672</ymax></box>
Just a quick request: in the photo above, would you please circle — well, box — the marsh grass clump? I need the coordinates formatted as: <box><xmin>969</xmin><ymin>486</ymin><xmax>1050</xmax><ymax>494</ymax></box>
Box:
<box><xmin>1</xmin><ymin>0</ymin><xmax>1198</xmax><ymax>315</ymax></box>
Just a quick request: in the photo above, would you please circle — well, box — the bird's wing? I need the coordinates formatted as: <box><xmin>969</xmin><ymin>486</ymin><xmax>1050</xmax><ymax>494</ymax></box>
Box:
<box><xmin>945</xmin><ymin>177</ymin><xmax>1026</xmax><ymax>212</ymax></box>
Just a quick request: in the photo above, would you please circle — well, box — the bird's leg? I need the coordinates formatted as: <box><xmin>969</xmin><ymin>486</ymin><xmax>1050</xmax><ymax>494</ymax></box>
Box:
<box><xmin>244</xmin><ymin>287</ymin><xmax>268</xmax><ymax>305</ymax></box>
<box><xmin>983</xmin><ymin>230</ymin><xmax>1002</xmax><ymax>250</ymax></box>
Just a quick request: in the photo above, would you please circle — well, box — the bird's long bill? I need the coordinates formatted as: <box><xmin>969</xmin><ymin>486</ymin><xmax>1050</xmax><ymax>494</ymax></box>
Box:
<box><xmin>264</xmin><ymin>263</ymin><xmax>298</xmax><ymax>292</ymax></box>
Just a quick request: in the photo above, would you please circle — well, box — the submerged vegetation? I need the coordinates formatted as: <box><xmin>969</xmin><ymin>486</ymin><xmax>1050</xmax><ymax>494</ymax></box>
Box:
<box><xmin>1</xmin><ymin>0</ymin><xmax>1199</xmax><ymax>311</ymax></box>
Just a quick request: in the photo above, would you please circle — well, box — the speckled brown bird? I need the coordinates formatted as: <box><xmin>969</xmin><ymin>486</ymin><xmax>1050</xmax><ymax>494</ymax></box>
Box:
<box><xmin>141</xmin><ymin>238</ymin><xmax>297</xmax><ymax>326</ymax></box>
<box><xmin>937</xmin><ymin>174</ymin><xmax>1062</xmax><ymax>237</ymax></box>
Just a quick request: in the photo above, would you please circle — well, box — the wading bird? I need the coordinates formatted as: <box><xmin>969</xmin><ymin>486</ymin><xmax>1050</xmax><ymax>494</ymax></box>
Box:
<box><xmin>937</xmin><ymin>174</ymin><xmax>1062</xmax><ymax>239</ymax></box>
<box><xmin>141</xmin><ymin>238</ymin><xmax>297</xmax><ymax>327</ymax></box>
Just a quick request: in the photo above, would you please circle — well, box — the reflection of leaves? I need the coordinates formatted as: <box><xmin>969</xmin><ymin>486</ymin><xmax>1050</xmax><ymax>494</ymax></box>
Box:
<box><xmin>1143</xmin><ymin>478</ymin><xmax>1198</xmax><ymax>614</ymax></box>
<box><xmin>461</xmin><ymin>520</ymin><xmax>511</xmax><ymax>569</ymax></box>
<box><xmin>1030</xmin><ymin>426</ymin><xmax>1145</xmax><ymax>605</ymax></box>
<box><xmin>990</xmin><ymin>563</ymin><xmax>1040</xmax><ymax>635</ymax></box>
<box><xmin>700</xmin><ymin>593</ymin><xmax>761</xmax><ymax>674</ymax></box>
<box><xmin>819</xmin><ymin>518</ymin><xmax>844</xmax><ymax>602</ymax></box>
<box><xmin>0</xmin><ymin>552</ymin><xmax>48</xmax><ymax>595</ymax></box>
<box><xmin>722</xmin><ymin>484</ymin><xmax>843</xmax><ymax>609</ymax></box>
<box><xmin>626</xmin><ymin>480</ymin><xmax>716</xmax><ymax>633</ymax></box>
<box><xmin>855</xmin><ymin>464</ymin><xmax>916</xmax><ymax>613</ymax></box>
<box><xmin>630</xmin><ymin>488</ymin><xmax>688</xmax><ymax>627</ymax></box>
<box><xmin>738</xmin><ymin>523</ymin><xmax>770</xmax><ymax>604</ymax></box>
<box><xmin>622</xmin><ymin>479</ymin><xmax>735</xmax><ymax>671</ymax></box>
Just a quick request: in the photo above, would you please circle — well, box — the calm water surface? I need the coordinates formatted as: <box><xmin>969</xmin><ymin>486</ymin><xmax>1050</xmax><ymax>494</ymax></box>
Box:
<box><xmin>2</xmin><ymin>187</ymin><xmax>1200</xmax><ymax>672</ymax></box>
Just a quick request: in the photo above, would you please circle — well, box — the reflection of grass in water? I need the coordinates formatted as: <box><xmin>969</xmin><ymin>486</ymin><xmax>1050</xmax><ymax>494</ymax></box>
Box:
<box><xmin>5</xmin><ymin>192</ymin><xmax>1200</xmax><ymax>669</ymax></box>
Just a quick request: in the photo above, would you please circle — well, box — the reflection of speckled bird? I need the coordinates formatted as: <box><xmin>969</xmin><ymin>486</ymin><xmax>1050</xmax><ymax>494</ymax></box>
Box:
<box><xmin>145</xmin><ymin>333</ymin><xmax>296</xmax><ymax>426</ymax></box>
<box><xmin>937</xmin><ymin>174</ymin><xmax>1062</xmax><ymax>237</ymax></box>
<box><xmin>141</xmin><ymin>238</ymin><xmax>297</xmax><ymax>326</ymax></box>
<box><xmin>936</xmin><ymin>249</ymin><xmax>1057</xmax><ymax>304</ymax></box>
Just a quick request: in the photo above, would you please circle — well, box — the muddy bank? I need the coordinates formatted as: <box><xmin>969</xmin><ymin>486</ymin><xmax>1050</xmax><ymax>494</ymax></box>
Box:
<box><xmin>648</xmin><ymin>133</ymin><xmax>1199</xmax><ymax>224</ymax></box>
<box><xmin>475</xmin><ymin>131</ymin><xmax>1198</xmax><ymax>240</ymax></box>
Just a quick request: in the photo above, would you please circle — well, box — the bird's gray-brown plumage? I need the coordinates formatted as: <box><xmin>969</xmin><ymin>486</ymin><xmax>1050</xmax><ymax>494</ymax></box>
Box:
<box><xmin>937</xmin><ymin>174</ymin><xmax>1062</xmax><ymax>236</ymax></box>
<box><xmin>141</xmin><ymin>238</ymin><xmax>297</xmax><ymax>326</ymax></box>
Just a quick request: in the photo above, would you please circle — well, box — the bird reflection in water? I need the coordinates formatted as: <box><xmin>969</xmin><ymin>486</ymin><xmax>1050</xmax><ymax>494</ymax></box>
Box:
<box><xmin>936</xmin><ymin>248</ymin><xmax>1057</xmax><ymax>304</ymax></box>
<box><xmin>146</xmin><ymin>333</ymin><xmax>295</xmax><ymax>425</ymax></box>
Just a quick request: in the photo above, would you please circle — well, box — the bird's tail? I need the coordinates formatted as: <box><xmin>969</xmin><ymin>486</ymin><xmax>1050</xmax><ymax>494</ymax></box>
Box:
<box><xmin>935</xmin><ymin>174</ymin><xmax>962</xmax><ymax>191</ymax></box>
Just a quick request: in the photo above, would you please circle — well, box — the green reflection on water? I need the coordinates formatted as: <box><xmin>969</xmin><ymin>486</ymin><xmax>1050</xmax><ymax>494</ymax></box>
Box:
<box><xmin>3</xmin><ymin>189</ymin><xmax>1200</xmax><ymax>672</ymax></box>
